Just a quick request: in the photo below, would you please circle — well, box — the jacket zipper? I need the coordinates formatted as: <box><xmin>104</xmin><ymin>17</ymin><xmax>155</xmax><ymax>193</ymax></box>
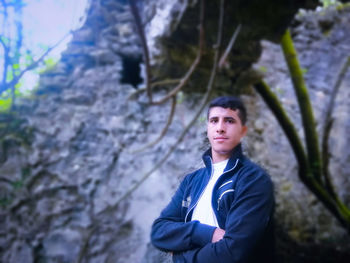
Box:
<box><xmin>217</xmin><ymin>189</ymin><xmax>235</xmax><ymax>211</ymax></box>
<box><xmin>184</xmin><ymin>157</ymin><xmax>214</xmax><ymax>222</ymax></box>
<box><xmin>215</xmin><ymin>159</ymin><xmax>239</xmax><ymax>211</ymax></box>
<box><xmin>185</xmin><ymin>158</ymin><xmax>240</xmax><ymax>220</ymax></box>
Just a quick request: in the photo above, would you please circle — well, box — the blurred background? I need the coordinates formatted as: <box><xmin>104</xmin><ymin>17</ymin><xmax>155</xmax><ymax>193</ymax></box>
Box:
<box><xmin>0</xmin><ymin>0</ymin><xmax>349</xmax><ymax>262</ymax></box>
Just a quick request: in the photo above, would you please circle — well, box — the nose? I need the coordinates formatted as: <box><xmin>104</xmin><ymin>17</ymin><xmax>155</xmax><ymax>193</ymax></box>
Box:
<box><xmin>217</xmin><ymin>120</ymin><xmax>225</xmax><ymax>133</ymax></box>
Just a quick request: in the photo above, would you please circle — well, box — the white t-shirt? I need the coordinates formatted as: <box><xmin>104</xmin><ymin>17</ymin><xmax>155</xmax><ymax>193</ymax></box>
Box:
<box><xmin>191</xmin><ymin>159</ymin><xmax>228</xmax><ymax>227</ymax></box>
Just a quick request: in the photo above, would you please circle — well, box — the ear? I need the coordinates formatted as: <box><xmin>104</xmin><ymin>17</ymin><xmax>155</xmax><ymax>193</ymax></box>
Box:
<box><xmin>241</xmin><ymin>125</ymin><xmax>248</xmax><ymax>137</ymax></box>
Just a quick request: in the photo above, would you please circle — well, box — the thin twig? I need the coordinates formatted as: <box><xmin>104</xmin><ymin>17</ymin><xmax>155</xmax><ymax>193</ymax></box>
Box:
<box><xmin>10</xmin><ymin>185</ymin><xmax>78</xmax><ymax>212</ymax></box>
<box><xmin>0</xmin><ymin>35</ymin><xmax>10</xmax><ymax>88</ymax></box>
<box><xmin>321</xmin><ymin>56</ymin><xmax>350</xmax><ymax>198</ymax></box>
<box><xmin>129</xmin><ymin>96</ymin><xmax>177</xmax><ymax>153</ymax></box>
<box><xmin>98</xmin><ymin>0</ymin><xmax>227</xmax><ymax>216</ymax></box>
<box><xmin>151</xmin><ymin>0</ymin><xmax>205</xmax><ymax>105</ymax></box>
<box><xmin>76</xmin><ymin>225</ymin><xmax>98</xmax><ymax>263</ymax></box>
<box><xmin>129</xmin><ymin>0</ymin><xmax>153</xmax><ymax>102</ymax></box>
<box><xmin>151</xmin><ymin>78</ymin><xmax>181</xmax><ymax>88</ymax></box>
<box><xmin>127</xmin><ymin>78</ymin><xmax>181</xmax><ymax>101</ymax></box>
<box><xmin>218</xmin><ymin>23</ymin><xmax>242</xmax><ymax>69</ymax></box>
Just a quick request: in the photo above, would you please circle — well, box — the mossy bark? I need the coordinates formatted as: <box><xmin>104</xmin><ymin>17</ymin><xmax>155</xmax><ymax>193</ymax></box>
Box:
<box><xmin>254</xmin><ymin>29</ymin><xmax>350</xmax><ymax>234</ymax></box>
<box><xmin>281</xmin><ymin>29</ymin><xmax>322</xmax><ymax>182</ymax></box>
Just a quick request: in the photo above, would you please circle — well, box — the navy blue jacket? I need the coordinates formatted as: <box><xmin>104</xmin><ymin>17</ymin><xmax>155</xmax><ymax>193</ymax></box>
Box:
<box><xmin>151</xmin><ymin>144</ymin><xmax>275</xmax><ymax>263</ymax></box>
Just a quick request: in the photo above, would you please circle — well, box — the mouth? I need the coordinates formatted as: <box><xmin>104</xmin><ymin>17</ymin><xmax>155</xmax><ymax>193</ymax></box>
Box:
<box><xmin>214</xmin><ymin>137</ymin><xmax>228</xmax><ymax>142</ymax></box>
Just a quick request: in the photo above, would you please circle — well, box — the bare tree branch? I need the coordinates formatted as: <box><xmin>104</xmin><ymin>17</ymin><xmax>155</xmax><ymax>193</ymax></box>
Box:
<box><xmin>77</xmin><ymin>225</ymin><xmax>98</xmax><ymax>263</ymax></box>
<box><xmin>151</xmin><ymin>78</ymin><xmax>181</xmax><ymax>88</ymax></box>
<box><xmin>151</xmin><ymin>0</ymin><xmax>205</xmax><ymax>105</ymax></box>
<box><xmin>128</xmin><ymin>0</ymin><xmax>205</xmax><ymax>105</ymax></box>
<box><xmin>129</xmin><ymin>0</ymin><xmax>153</xmax><ymax>102</ymax></box>
<box><xmin>129</xmin><ymin>95</ymin><xmax>177</xmax><ymax>153</ymax></box>
<box><xmin>0</xmin><ymin>32</ymin><xmax>71</xmax><ymax>95</ymax></box>
<box><xmin>0</xmin><ymin>37</ymin><xmax>10</xmax><ymax>88</ymax></box>
<box><xmin>0</xmin><ymin>15</ymin><xmax>10</xmax><ymax>88</ymax></box>
<box><xmin>127</xmin><ymin>78</ymin><xmax>181</xmax><ymax>101</ymax></box>
<box><xmin>9</xmin><ymin>184</ymin><xmax>78</xmax><ymax>213</ymax></box>
<box><xmin>322</xmin><ymin>56</ymin><xmax>350</xmax><ymax>198</ymax></box>
<box><xmin>10</xmin><ymin>2</ymin><xmax>24</xmax><ymax>109</ymax></box>
<box><xmin>219</xmin><ymin>23</ymin><xmax>242</xmax><ymax>69</ymax></box>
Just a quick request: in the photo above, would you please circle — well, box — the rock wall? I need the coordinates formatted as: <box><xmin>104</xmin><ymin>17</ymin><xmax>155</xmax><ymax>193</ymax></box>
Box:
<box><xmin>0</xmin><ymin>1</ymin><xmax>350</xmax><ymax>262</ymax></box>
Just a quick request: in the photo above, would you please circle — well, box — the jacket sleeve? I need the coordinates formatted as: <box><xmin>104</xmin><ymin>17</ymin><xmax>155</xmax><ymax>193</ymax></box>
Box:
<box><xmin>151</xmin><ymin>175</ymin><xmax>216</xmax><ymax>252</ymax></box>
<box><xmin>173</xmin><ymin>168</ymin><xmax>274</xmax><ymax>263</ymax></box>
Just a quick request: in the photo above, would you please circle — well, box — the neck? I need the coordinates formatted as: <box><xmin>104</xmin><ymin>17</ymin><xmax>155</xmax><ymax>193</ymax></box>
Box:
<box><xmin>210</xmin><ymin>143</ymin><xmax>242</xmax><ymax>163</ymax></box>
<box><xmin>211</xmin><ymin>151</ymin><xmax>231</xmax><ymax>163</ymax></box>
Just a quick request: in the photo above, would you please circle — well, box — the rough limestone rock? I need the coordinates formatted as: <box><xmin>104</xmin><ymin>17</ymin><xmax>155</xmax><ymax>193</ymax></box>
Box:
<box><xmin>0</xmin><ymin>1</ymin><xmax>350</xmax><ymax>262</ymax></box>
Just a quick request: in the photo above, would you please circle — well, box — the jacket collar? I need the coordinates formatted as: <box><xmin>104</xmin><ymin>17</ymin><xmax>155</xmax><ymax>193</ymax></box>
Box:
<box><xmin>202</xmin><ymin>143</ymin><xmax>244</xmax><ymax>173</ymax></box>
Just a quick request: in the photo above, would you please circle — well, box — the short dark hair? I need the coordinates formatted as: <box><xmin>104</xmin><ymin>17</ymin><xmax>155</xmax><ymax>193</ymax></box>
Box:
<box><xmin>207</xmin><ymin>96</ymin><xmax>247</xmax><ymax>125</ymax></box>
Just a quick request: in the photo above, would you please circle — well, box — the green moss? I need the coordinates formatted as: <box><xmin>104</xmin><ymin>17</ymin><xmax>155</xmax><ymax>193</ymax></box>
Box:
<box><xmin>258</xmin><ymin>66</ymin><xmax>268</xmax><ymax>73</ymax></box>
<box><xmin>0</xmin><ymin>113</ymin><xmax>34</xmax><ymax>164</ymax></box>
<box><xmin>301</xmin><ymin>67</ymin><xmax>309</xmax><ymax>75</ymax></box>
<box><xmin>21</xmin><ymin>167</ymin><xmax>31</xmax><ymax>178</ymax></box>
<box><xmin>198</xmin><ymin>115</ymin><xmax>206</xmax><ymax>123</ymax></box>
<box><xmin>276</xmin><ymin>87</ymin><xmax>285</xmax><ymax>96</ymax></box>
<box><xmin>336</xmin><ymin>2</ymin><xmax>350</xmax><ymax>11</ymax></box>
<box><xmin>11</xmin><ymin>180</ymin><xmax>24</xmax><ymax>190</ymax></box>
<box><xmin>0</xmin><ymin>198</ymin><xmax>12</xmax><ymax>208</ymax></box>
<box><xmin>281</xmin><ymin>183</ymin><xmax>293</xmax><ymax>193</ymax></box>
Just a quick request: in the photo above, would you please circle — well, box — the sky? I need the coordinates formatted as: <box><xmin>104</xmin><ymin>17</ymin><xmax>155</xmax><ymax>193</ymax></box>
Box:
<box><xmin>1</xmin><ymin>0</ymin><xmax>89</xmax><ymax>91</ymax></box>
<box><xmin>23</xmin><ymin>0</ymin><xmax>87</xmax><ymax>55</ymax></box>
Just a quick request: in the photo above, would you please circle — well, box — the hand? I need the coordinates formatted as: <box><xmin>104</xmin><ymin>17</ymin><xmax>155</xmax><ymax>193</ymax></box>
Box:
<box><xmin>211</xmin><ymin>228</ymin><xmax>225</xmax><ymax>243</ymax></box>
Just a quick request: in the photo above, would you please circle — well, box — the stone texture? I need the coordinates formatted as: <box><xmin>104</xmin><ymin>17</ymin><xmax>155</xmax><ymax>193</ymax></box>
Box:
<box><xmin>1</xmin><ymin>1</ymin><xmax>350</xmax><ymax>263</ymax></box>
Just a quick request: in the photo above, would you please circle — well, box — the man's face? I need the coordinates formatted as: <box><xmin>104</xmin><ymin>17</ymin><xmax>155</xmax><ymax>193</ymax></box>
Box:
<box><xmin>207</xmin><ymin>106</ymin><xmax>247</xmax><ymax>163</ymax></box>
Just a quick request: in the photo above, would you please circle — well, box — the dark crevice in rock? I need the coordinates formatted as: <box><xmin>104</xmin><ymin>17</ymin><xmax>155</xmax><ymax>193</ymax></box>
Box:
<box><xmin>120</xmin><ymin>55</ymin><xmax>143</xmax><ymax>88</ymax></box>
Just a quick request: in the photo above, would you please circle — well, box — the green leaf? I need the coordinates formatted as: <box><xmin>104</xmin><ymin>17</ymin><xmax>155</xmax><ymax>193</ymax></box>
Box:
<box><xmin>6</xmin><ymin>70</ymin><xmax>14</xmax><ymax>82</ymax></box>
<box><xmin>320</xmin><ymin>0</ymin><xmax>339</xmax><ymax>8</ymax></box>
<box><xmin>0</xmin><ymin>98</ymin><xmax>12</xmax><ymax>112</ymax></box>
<box><xmin>44</xmin><ymin>57</ymin><xmax>56</xmax><ymax>67</ymax></box>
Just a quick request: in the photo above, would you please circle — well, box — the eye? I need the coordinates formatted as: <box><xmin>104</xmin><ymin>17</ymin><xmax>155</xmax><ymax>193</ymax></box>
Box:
<box><xmin>210</xmin><ymin>118</ymin><xmax>218</xmax><ymax>123</ymax></box>
<box><xmin>226</xmin><ymin>118</ymin><xmax>235</xmax><ymax>124</ymax></box>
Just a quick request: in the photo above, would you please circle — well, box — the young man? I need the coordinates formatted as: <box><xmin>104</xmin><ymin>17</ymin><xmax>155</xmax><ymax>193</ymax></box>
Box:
<box><xmin>151</xmin><ymin>96</ymin><xmax>274</xmax><ymax>263</ymax></box>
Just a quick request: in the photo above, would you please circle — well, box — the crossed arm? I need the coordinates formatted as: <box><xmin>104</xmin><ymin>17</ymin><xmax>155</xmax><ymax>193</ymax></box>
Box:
<box><xmin>211</xmin><ymin>228</ymin><xmax>225</xmax><ymax>243</ymax></box>
<box><xmin>151</xmin><ymin>171</ymin><xmax>274</xmax><ymax>263</ymax></box>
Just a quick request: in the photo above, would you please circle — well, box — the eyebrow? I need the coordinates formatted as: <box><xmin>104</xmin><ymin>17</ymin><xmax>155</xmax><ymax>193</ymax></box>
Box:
<box><xmin>208</xmin><ymin>116</ymin><xmax>236</xmax><ymax>121</ymax></box>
